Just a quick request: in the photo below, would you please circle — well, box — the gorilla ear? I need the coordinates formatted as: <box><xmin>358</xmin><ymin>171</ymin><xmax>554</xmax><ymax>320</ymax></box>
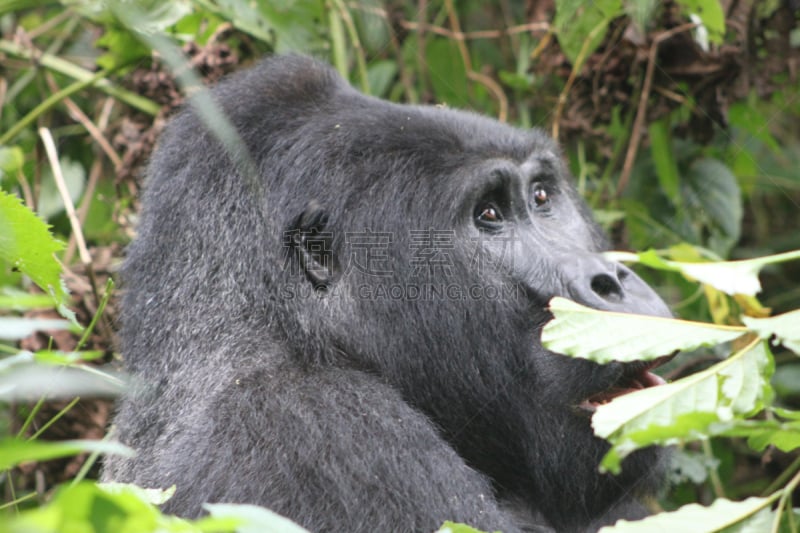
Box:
<box><xmin>290</xmin><ymin>201</ymin><xmax>338</xmax><ymax>291</ymax></box>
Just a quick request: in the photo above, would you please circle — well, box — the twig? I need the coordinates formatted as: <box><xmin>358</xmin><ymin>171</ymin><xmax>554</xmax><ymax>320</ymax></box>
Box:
<box><xmin>331</xmin><ymin>0</ymin><xmax>370</xmax><ymax>93</ymax></box>
<box><xmin>616</xmin><ymin>22</ymin><xmax>697</xmax><ymax>196</ymax></box>
<box><xmin>399</xmin><ymin>20</ymin><xmax>549</xmax><ymax>40</ymax></box>
<box><xmin>39</xmin><ymin>127</ymin><xmax>92</xmax><ymax>267</ymax></box>
<box><xmin>0</xmin><ymin>69</ymin><xmax>108</xmax><ymax>146</ymax></box>
<box><xmin>0</xmin><ymin>39</ymin><xmax>160</xmax><ymax>116</ymax></box>
<box><xmin>443</xmin><ymin>0</ymin><xmax>508</xmax><ymax>121</ymax></box>
<box><xmin>64</xmin><ymin>158</ymin><xmax>103</xmax><ymax>265</ymax></box>
<box><xmin>45</xmin><ymin>72</ymin><xmax>122</xmax><ymax>170</ymax></box>
<box><xmin>552</xmin><ymin>19</ymin><xmax>609</xmax><ymax>140</ymax></box>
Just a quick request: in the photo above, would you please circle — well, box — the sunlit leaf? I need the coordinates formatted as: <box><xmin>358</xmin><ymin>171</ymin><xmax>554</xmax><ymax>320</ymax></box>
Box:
<box><xmin>206</xmin><ymin>503</ymin><xmax>311</xmax><ymax>533</ymax></box>
<box><xmin>600</xmin><ymin>497</ymin><xmax>771</xmax><ymax>532</ymax></box>
<box><xmin>542</xmin><ymin>297</ymin><xmax>745</xmax><ymax>363</ymax></box>
<box><xmin>741</xmin><ymin>309</ymin><xmax>800</xmax><ymax>354</ymax></box>
<box><xmin>594</xmin><ymin>340</ymin><xmax>772</xmax><ymax>472</ymax></box>
<box><xmin>675</xmin><ymin>0</ymin><xmax>725</xmax><ymax>44</ymax></box>
<box><xmin>100</xmin><ymin>483</ymin><xmax>176</xmax><ymax>505</ymax></box>
<box><xmin>0</xmin><ymin>362</ymin><xmax>125</xmax><ymax>400</ymax></box>
<box><xmin>553</xmin><ymin>0</ymin><xmax>623</xmax><ymax>64</ymax></box>
<box><xmin>0</xmin><ymin>317</ymin><xmax>74</xmax><ymax>340</ymax></box>
<box><xmin>606</xmin><ymin>249</ymin><xmax>800</xmax><ymax>296</ymax></box>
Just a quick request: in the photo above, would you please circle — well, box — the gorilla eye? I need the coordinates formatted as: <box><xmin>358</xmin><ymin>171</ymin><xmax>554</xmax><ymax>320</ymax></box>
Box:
<box><xmin>532</xmin><ymin>184</ymin><xmax>549</xmax><ymax>207</ymax></box>
<box><xmin>475</xmin><ymin>203</ymin><xmax>503</xmax><ymax>226</ymax></box>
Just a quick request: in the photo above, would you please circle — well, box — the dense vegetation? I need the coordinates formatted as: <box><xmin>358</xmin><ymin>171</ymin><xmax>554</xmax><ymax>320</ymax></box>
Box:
<box><xmin>1</xmin><ymin>1</ymin><xmax>799</xmax><ymax>531</ymax></box>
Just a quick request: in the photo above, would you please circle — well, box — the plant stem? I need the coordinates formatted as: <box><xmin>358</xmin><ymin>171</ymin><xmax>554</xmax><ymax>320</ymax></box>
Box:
<box><xmin>0</xmin><ymin>39</ymin><xmax>160</xmax><ymax>116</ymax></box>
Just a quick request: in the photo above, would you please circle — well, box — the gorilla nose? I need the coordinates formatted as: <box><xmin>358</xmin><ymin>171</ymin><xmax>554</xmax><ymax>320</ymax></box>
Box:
<box><xmin>567</xmin><ymin>256</ymin><xmax>671</xmax><ymax>318</ymax></box>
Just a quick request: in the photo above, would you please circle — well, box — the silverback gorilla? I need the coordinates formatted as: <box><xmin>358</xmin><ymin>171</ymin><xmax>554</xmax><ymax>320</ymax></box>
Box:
<box><xmin>103</xmin><ymin>55</ymin><xmax>672</xmax><ymax>532</ymax></box>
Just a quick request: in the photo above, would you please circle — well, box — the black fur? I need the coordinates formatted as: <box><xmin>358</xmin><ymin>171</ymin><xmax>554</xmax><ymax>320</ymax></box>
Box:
<box><xmin>103</xmin><ymin>55</ymin><xmax>671</xmax><ymax>533</ymax></box>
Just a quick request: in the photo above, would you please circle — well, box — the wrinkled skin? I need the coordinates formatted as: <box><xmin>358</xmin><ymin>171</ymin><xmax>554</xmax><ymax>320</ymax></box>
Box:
<box><xmin>103</xmin><ymin>55</ymin><xmax>671</xmax><ymax>533</ymax></box>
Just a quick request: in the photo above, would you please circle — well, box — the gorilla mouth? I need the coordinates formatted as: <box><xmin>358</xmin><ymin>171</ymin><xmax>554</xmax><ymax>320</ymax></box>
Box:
<box><xmin>579</xmin><ymin>354</ymin><xmax>675</xmax><ymax>412</ymax></box>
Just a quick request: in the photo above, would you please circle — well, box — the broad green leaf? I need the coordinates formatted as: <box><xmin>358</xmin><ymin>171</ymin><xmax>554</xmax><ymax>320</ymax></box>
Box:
<box><xmin>206</xmin><ymin>503</ymin><xmax>311</xmax><ymax>533</ymax></box>
<box><xmin>542</xmin><ymin>297</ymin><xmax>745</xmax><ymax>363</ymax></box>
<box><xmin>741</xmin><ymin>309</ymin><xmax>800</xmax><ymax>354</ymax></box>
<box><xmin>675</xmin><ymin>0</ymin><xmax>725</xmax><ymax>44</ymax></box>
<box><xmin>605</xmin><ymin>249</ymin><xmax>800</xmax><ymax>296</ymax></box>
<box><xmin>0</xmin><ymin>438</ymin><xmax>133</xmax><ymax>470</ymax></box>
<box><xmin>554</xmin><ymin>0</ymin><xmax>623</xmax><ymax>64</ymax></box>
<box><xmin>0</xmin><ymin>190</ymin><xmax>74</xmax><ymax>320</ymax></box>
<box><xmin>594</xmin><ymin>340</ymin><xmax>773</xmax><ymax>472</ymax></box>
<box><xmin>600</xmin><ymin>497</ymin><xmax>771</xmax><ymax>533</ymax></box>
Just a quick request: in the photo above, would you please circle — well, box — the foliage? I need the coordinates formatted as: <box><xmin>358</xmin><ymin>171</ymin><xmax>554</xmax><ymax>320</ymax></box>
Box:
<box><xmin>0</xmin><ymin>0</ymin><xmax>799</xmax><ymax>531</ymax></box>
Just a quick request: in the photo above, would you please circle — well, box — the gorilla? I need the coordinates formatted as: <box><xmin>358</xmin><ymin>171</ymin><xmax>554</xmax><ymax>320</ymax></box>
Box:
<box><xmin>103</xmin><ymin>55</ymin><xmax>672</xmax><ymax>533</ymax></box>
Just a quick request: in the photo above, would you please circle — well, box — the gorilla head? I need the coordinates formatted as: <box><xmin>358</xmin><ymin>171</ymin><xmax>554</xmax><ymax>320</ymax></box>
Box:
<box><xmin>104</xmin><ymin>55</ymin><xmax>671</xmax><ymax>533</ymax></box>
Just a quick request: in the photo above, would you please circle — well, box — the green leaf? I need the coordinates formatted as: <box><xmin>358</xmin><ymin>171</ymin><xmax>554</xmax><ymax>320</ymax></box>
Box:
<box><xmin>649</xmin><ymin>118</ymin><xmax>681</xmax><ymax>203</ymax></box>
<box><xmin>741</xmin><ymin>309</ymin><xmax>800</xmax><ymax>354</ymax></box>
<box><xmin>0</xmin><ymin>438</ymin><xmax>133</xmax><ymax>470</ymax></box>
<box><xmin>542</xmin><ymin>297</ymin><xmax>746</xmax><ymax>363</ymax></box>
<box><xmin>720</xmin><ymin>419</ymin><xmax>800</xmax><ymax>452</ymax></box>
<box><xmin>366</xmin><ymin>60</ymin><xmax>398</xmax><ymax>98</ymax></box>
<box><xmin>594</xmin><ymin>340</ymin><xmax>773</xmax><ymax>472</ymax></box>
<box><xmin>675</xmin><ymin>0</ymin><xmax>725</xmax><ymax>44</ymax></box>
<box><xmin>605</xmin><ymin>249</ymin><xmax>800</xmax><ymax>296</ymax></box>
<box><xmin>204</xmin><ymin>0</ymin><xmax>325</xmax><ymax>52</ymax></box>
<box><xmin>426</xmin><ymin>39</ymin><xmax>469</xmax><ymax>108</ymax></box>
<box><xmin>96</xmin><ymin>28</ymin><xmax>151</xmax><ymax>70</ymax></box>
<box><xmin>0</xmin><ymin>145</ymin><xmax>24</xmax><ymax>176</ymax></box>
<box><xmin>0</xmin><ymin>191</ymin><xmax>72</xmax><ymax>318</ymax></box>
<box><xmin>683</xmin><ymin>157</ymin><xmax>742</xmax><ymax>256</ymax></box>
<box><xmin>37</xmin><ymin>157</ymin><xmax>86</xmax><ymax>220</ymax></box>
<box><xmin>5</xmin><ymin>481</ymin><xmax>213</xmax><ymax>533</ymax></box>
<box><xmin>600</xmin><ymin>497</ymin><xmax>771</xmax><ymax>532</ymax></box>
<box><xmin>623</xmin><ymin>0</ymin><xmax>658</xmax><ymax>33</ymax></box>
<box><xmin>205</xmin><ymin>503</ymin><xmax>311</xmax><ymax>533</ymax></box>
<box><xmin>554</xmin><ymin>0</ymin><xmax>623</xmax><ymax>64</ymax></box>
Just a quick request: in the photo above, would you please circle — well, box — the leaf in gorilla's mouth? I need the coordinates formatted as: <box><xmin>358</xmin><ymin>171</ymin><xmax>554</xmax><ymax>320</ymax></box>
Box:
<box><xmin>579</xmin><ymin>354</ymin><xmax>674</xmax><ymax>412</ymax></box>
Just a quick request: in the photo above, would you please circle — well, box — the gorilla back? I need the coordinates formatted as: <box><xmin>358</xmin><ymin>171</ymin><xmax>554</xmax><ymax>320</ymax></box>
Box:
<box><xmin>104</xmin><ymin>55</ymin><xmax>671</xmax><ymax>532</ymax></box>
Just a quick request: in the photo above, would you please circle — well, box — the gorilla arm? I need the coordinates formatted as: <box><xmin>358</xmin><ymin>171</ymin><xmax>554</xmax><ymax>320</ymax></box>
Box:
<box><xmin>142</xmin><ymin>357</ymin><xmax>539</xmax><ymax>533</ymax></box>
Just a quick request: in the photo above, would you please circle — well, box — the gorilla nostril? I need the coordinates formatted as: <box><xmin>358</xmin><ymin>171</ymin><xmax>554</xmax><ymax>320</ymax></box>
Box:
<box><xmin>591</xmin><ymin>273</ymin><xmax>623</xmax><ymax>300</ymax></box>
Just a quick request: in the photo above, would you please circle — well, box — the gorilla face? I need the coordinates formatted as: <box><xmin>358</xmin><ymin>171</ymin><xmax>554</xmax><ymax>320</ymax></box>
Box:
<box><xmin>107</xmin><ymin>55</ymin><xmax>672</xmax><ymax>533</ymax></box>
